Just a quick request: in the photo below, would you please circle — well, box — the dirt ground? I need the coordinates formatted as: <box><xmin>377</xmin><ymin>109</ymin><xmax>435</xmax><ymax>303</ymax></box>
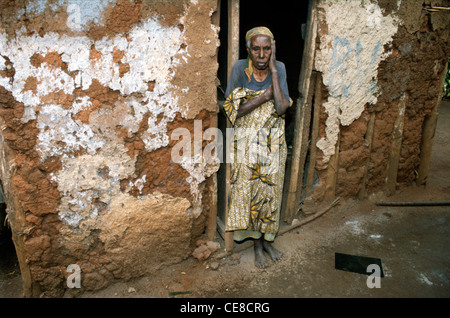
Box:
<box><xmin>1</xmin><ymin>100</ymin><xmax>449</xmax><ymax>298</ymax></box>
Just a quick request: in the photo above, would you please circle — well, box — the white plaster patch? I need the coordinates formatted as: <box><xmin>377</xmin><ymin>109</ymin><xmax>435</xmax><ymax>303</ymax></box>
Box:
<box><xmin>210</xmin><ymin>24</ymin><xmax>221</xmax><ymax>48</ymax></box>
<box><xmin>16</xmin><ymin>0</ymin><xmax>115</xmax><ymax>32</ymax></box>
<box><xmin>63</xmin><ymin>0</ymin><xmax>116</xmax><ymax>31</ymax></box>
<box><xmin>0</xmin><ymin>1</ymin><xmax>221</xmax><ymax>232</ymax></box>
<box><xmin>0</xmin><ymin>55</ymin><xmax>6</xmax><ymax>70</ymax></box>
<box><xmin>57</xmin><ymin>143</ymin><xmax>135</xmax><ymax>227</ymax></box>
<box><xmin>0</xmin><ymin>16</ymin><xmax>188</xmax><ymax>158</ymax></box>
<box><xmin>36</xmin><ymin>103</ymin><xmax>105</xmax><ymax>159</ymax></box>
<box><xmin>128</xmin><ymin>175</ymin><xmax>147</xmax><ymax>195</ymax></box>
<box><xmin>0</xmin><ymin>55</ymin><xmax>12</xmax><ymax>92</ymax></box>
<box><xmin>0</xmin><ymin>11</ymin><xmax>193</xmax><ymax>230</ymax></box>
<box><xmin>314</xmin><ymin>1</ymin><xmax>399</xmax><ymax>162</ymax></box>
<box><xmin>178</xmin><ymin>152</ymin><xmax>220</xmax><ymax>218</ymax></box>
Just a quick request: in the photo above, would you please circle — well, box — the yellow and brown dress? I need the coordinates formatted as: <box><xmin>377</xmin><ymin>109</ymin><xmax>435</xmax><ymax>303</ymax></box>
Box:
<box><xmin>223</xmin><ymin>59</ymin><xmax>291</xmax><ymax>242</ymax></box>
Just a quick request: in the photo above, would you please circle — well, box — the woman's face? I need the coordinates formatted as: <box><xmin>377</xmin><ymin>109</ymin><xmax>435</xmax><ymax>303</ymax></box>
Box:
<box><xmin>247</xmin><ymin>35</ymin><xmax>272</xmax><ymax>71</ymax></box>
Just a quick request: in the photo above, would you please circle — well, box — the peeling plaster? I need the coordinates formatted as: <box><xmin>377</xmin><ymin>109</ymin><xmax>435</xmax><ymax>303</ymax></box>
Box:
<box><xmin>314</xmin><ymin>1</ymin><xmax>398</xmax><ymax>162</ymax></box>
<box><xmin>16</xmin><ymin>0</ymin><xmax>115</xmax><ymax>30</ymax></box>
<box><xmin>0</xmin><ymin>3</ymin><xmax>219</xmax><ymax>231</ymax></box>
<box><xmin>178</xmin><ymin>153</ymin><xmax>220</xmax><ymax>218</ymax></box>
<box><xmin>0</xmin><ymin>55</ymin><xmax>6</xmax><ymax>70</ymax></box>
<box><xmin>37</xmin><ymin>103</ymin><xmax>105</xmax><ymax>159</ymax></box>
<box><xmin>0</xmin><ymin>0</ymin><xmax>221</xmax><ymax>296</ymax></box>
<box><xmin>57</xmin><ymin>142</ymin><xmax>135</xmax><ymax>228</ymax></box>
<box><xmin>0</xmin><ymin>16</ymin><xmax>188</xmax><ymax>157</ymax></box>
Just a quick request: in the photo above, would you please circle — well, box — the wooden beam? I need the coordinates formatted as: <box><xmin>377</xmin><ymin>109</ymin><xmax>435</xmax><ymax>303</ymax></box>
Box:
<box><xmin>206</xmin><ymin>117</ymin><xmax>218</xmax><ymax>241</ymax></box>
<box><xmin>9</xmin><ymin>197</ymin><xmax>40</xmax><ymax>297</ymax></box>
<box><xmin>291</xmin><ymin>71</ymin><xmax>316</xmax><ymax>211</ymax></box>
<box><xmin>283</xmin><ymin>0</ymin><xmax>318</xmax><ymax>223</ymax></box>
<box><xmin>416</xmin><ymin>59</ymin><xmax>448</xmax><ymax>186</ymax></box>
<box><xmin>224</xmin><ymin>0</ymin><xmax>239</xmax><ymax>252</ymax></box>
<box><xmin>358</xmin><ymin>111</ymin><xmax>376</xmax><ymax>199</ymax></box>
<box><xmin>284</xmin><ymin>71</ymin><xmax>316</xmax><ymax>222</ymax></box>
<box><xmin>416</xmin><ymin>102</ymin><xmax>439</xmax><ymax>186</ymax></box>
<box><xmin>227</xmin><ymin>0</ymin><xmax>239</xmax><ymax>80</ymax></box>
<box><xmin>206</xmin><ymin>0</ymin><xmax>221</xmax><ymax>242</ymax></box>
<box><xmin>305</xmin><ymin>72</ymin><xmax>322</xmax><ymax>197</ymax></box>
<box><xmin>279</xmin><ymin>197</ymin><xmax>340</xmax><ymax>235</ymax></box>
<box><xmin>385</xmin><ymin>93</ymin><xmax>408</xmax><ymax>196</ymax></box>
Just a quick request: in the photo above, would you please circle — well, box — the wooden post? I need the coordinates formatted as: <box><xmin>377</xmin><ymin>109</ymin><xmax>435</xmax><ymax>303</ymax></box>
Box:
<box><xmin>224</xmin><ymin>0</ymin><xmax>239</xmax><ymax>252</ymax></box>
<box><xmin>284</xmin><ymin>71</ymin><xmax>316</xmax><ymax>222</ymax></box>
<box><xmin>283</xmin><ymin>0</ymin><xmax>318</xmax><ymax>223</ymax></box>
<box><xmin>385</xmin><ymin>93</ymin><xmax>408</xmax><ymax>196</ymax></box>
<box><xmin>416</xmin><ymin>59</ymin><xmax>448</xmax><ymax>186</ymax></box>
<box><xmin>206</xmin><ymin>120</ymin><xmax>218</xmax><ymax>241</ymax></box>
<box><xmin>358</xmin><ymin>111</ymin><xmax>376</xmax><ymax>199</ymax></box>
<box><xmin>206</xmin><ymin>0</ymin><xmax>221</xmax><ymax>242</ymax></box>
<box><xmin>292</xmin><ymin>71</ymin><xmax>316</xmax><ymax>210</ymax></box>
<box><xmin>227</xmin><ymin>0</ymin><xmax>240</xmax><ymax>80</ymax></box>
<box><xmin>305</xmin><ymin>72</ymin><xmax>322</xmax><ymax>197</ymax></box>
<box><xmin>416</xmin><ymin>102</ymin><xmax>439</xmax><ymax>185</ymax></box>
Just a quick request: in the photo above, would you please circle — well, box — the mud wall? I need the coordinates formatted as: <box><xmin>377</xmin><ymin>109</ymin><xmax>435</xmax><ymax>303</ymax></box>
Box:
<box><xmin>309</xmin><ymin>0</ymin><xmax>450</xmax><ymax>201</ymax></box>
<box><xmin>0</xmin><ymin>0</ymin><xmax>219</xmax><ymax>297</ymax></box>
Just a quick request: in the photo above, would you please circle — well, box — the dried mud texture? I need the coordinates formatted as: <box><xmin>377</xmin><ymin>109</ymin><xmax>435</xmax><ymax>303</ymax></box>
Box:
<box><xmin>0</xmin><ymin>0</ymin><xmax>220</xmax><ymax>297</ymax></box>
<box><xmin>0</xmin><ymin>86</ymin><xmax>61</xmax><ymax>216</ymax></box>
<box><xmin>0</xmin><ymin>79</ymin><xmax>63</xmax><ymax>297</ymax></box>
<box><xmin>124</xmin><ymin>109</ymin><xmax>215</xmax><ymax>201</ymax></box>
<box><xmin>0</xmin><ymin>0</ymin><xmax>185</xmax><ymax>39</ymax></box>
<box><xmin>310</xmin><ymin>81</ymin><xmax>330</xmax><ymax>202</ymax></box>
<box><xmin>312</xmin><ymin>5</ymin><xmax>450</xmax><ymax>201</ymax></box>
<box><xmin>336</xmin><ymin>111</ymin><xmax>370</xmax><ymax>198</ymax></box>
<box><xmin>368</xmin><ymin>13</ymin><xmax>450</xmax><ymax>193</ymax></box>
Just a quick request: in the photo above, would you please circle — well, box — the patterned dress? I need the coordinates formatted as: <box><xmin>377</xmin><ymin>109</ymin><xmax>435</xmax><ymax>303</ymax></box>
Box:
<box><xmin>223</xmin><ymin>60</ymin><xmax>291</xmax><ymax>242</ymax></box>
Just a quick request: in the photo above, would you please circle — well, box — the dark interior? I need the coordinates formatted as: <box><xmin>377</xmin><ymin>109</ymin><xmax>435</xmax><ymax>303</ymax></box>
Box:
<box><xmin>217</xmin><ymin>0</ymin><xmax>309</xmax><ymax>147</ymax></box>
<box><xmin>216</xmin><ymin>0</ymin><xmax>310</xmax><ymax>228</ymax></box>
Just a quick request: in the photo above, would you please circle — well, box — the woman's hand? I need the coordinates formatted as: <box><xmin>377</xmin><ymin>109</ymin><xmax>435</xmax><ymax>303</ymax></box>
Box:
<box><xmin>237</xmin><ymin>86</ymin><xmax>273</xmax><ymax>119</ymax></box>
<box><xmin>269</xmin><ymin>40</ymin><xmax>277</xmax><ymax>73</ymax></box>
<box><xmin>269</xmin><ymin>40</ymin><xmax>290</xmax><ymax>115</ymax></box>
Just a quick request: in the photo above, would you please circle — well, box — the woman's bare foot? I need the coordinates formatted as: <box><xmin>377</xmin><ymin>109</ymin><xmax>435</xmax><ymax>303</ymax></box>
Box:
<box><xmin>263</xmin><ymin>240</ymin><xmax>283</xmax><ymax>262</ymax></box>
<box><xmin>254</xmin><ymin>238</ymin><xmax>283</xmax><ymax>268</ymax></box>
<box><xmin>254</xmin><ymin>238</ymin><xmax>266</xmax><ymax>268</ymax></box>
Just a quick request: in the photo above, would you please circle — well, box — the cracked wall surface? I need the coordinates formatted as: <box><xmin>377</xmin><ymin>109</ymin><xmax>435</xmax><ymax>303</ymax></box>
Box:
<box><xmin>0</xmin><ymin>0</ymin><xmax>219</xmax><ymax>297</ymax></box>
<box><xmin>314</xmin><ymin>1</ymin><xmax>398</xmax><ymax>163</ymax></box>
<box><xmin>310</xmin><ymin>0</ymin><xmax>450</xmax><ymax>201</ymax></box>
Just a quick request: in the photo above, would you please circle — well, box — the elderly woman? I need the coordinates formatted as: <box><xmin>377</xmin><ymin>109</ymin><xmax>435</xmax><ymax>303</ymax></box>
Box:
<box><xmin>223</xmin><ymin>27</ymin><xmax>292</xmax><ymax>268</ymax></box>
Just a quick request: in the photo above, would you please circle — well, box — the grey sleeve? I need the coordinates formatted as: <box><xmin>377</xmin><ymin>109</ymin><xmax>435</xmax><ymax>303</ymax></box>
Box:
<box><xmin>276</xmin><ymin>61</ymin><xmax>290</xmax><ymax>101</ymax></box>
<box><xmin>225</xmin><ymin>60</ymin><xmax>245</xmax><ymax>98</ymax></box>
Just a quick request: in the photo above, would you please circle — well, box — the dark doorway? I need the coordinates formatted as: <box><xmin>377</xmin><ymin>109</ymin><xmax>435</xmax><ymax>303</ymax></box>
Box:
<box><xmin>0</xmin><ymin>185</ymin><xmax>21</xmax><ymax>296</ymax></box>
<box><xmin>239</xmin><ymin>1</ymin><xmax>308</xmax><ymax>147</ymax></box>
<box><xmin>216</xmin><ymin>0</ymin><xmax>310</xmax><ymax>242</ymax></box>
<box><xmin>217</xmin><ymin>0</ymin><xmax>309</xmax><ymax>108</ymax></box>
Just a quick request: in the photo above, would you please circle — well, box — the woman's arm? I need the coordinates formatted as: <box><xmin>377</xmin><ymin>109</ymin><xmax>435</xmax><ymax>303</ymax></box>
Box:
<box><xmin>236</xmin><ymin>87</ymin><xmax>273</xmax><ymax>118</ymax></box>
<box><xmin>269</xmin><ymin>40</ymin><xmax>290</xmax><ymax>115</ymax></box>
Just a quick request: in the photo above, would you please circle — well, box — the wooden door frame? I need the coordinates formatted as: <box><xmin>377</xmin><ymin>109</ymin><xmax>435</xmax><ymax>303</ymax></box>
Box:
<box><xmin>215</xmin><ymin>0</ymin><xmax>319</xmax><ymax>250</ymax></box>
<box><xmin>282</xmin><ymin>0</ymin><xmax>318</xmax><ymax>223</ymax></box>
<box><xmin>213</xmin><ymin>0</ymin><xmax>239</xmax><ymax>251</ymax></box>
